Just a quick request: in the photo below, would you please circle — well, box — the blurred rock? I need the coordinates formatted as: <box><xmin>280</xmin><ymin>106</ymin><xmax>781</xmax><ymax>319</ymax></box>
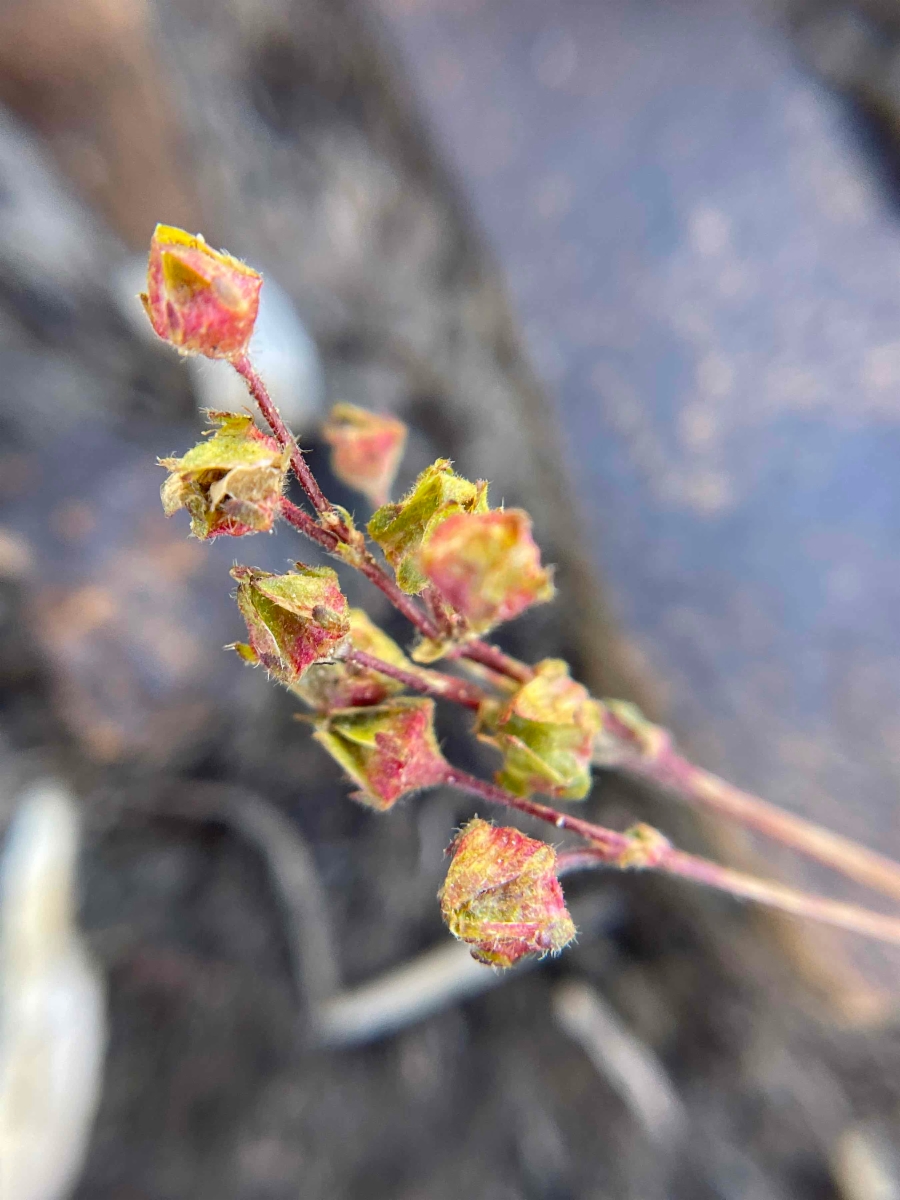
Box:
<box><xmin>0</xmin><ymin>782</ymin><xmax>106</xmax><ymax>1200</ymax></box>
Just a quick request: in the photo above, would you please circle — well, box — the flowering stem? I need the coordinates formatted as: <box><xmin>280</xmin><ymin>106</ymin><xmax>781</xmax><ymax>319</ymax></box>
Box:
<box><xmin>600</xmin><ymin>706</ymin><xmax>900</xmax><ymax>905</ymax></box>
<box><xmin>557</xmin><ymin>844</ymin><xmax>900</xmax><ymax>947</ymax></box>
<box><xmin>442</xmin><ymin>768</ymin><xmax>900</xmax><ymax>947</ymax></box>
<box><xmin>441</xmin><ymin>767</ymin><xmax>632</xmax><ymax>857</ymax></box>
<box><xmin>343</xmin><ymin>649</ymin><xmax>485</xmax><ymax>710</ymax></box>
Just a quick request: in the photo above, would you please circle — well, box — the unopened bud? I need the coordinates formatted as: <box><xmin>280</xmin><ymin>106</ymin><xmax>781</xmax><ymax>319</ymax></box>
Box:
<box><xmin>231</xmin><ymin>564</ymin><xmax>349</xmax><ymax>686</ymax></box>
<box><xmin>617</xmin><ymin>823</ymin><xmax>671</xmax><ymax>869</ymax></box>
<box><xmin>293</xmin><ymin>608</ymin><xmax>410</xmax><ymax>711</ymax></box>
<box><xmin>141</xmin><ymin>224</ymin><xmax>262</xmax><ymax>359</ymax></box>
<box><xmin>420</xmin><ymin>508</ymin><xmax>554</xmax><ymax>634</ymax></box>
<box><xmin>368</xmin><ymin>459</ymin><xmax>488</xmax><ymax>594</ymax></box>
<box><xmin>439</xmin><ymin>818</ymin><xmax>576</xmax><ymax>967</ymax></box>
<box><xmin>160</xmin><ymin>412</ymin><xmax>288</xmax><ymax>539</ymax></box>
<box><xmin>478</xmin><ymin>659</ymin><xmax>601</xmax><ymax>800</ymax></box>
<box><xmin>313</xmin><ymin>697</ymin><xmax>448</xmax><ymax>810</ymax></box>
<box><xmin>322</xmin><ymin>403</ymin><xmax>407</xmax><ymax>507</ymax></box>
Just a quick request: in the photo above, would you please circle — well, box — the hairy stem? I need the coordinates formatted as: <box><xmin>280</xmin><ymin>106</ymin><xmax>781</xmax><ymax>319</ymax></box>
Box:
<box><xmin>278</xmin><ymin>497</ymin><xmax>339</xmax><ymax>551</ymax></box>
<box><xmin>600</xmin><ymin>706</ymin><xmax>900</xmax><ymax>905</ymax></box>
<box><xmin>233</xmin><ymin>354</ymin><xmax>331</xmax><ymax>515</ymax></box>
<box><xmin>557</xmin><ymin>845</ymin><xmax>900</xmax><ymax>948</ymax></box>
<box><xmin>344</xmin><ymin>649</ymin><xmax>485</xmax><ymax>710</ymax></box>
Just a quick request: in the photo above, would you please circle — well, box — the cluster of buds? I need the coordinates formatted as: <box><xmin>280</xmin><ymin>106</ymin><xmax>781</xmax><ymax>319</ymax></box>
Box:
<box><xmin>478</xmin><ymin>659</ymin><xmax>602</xmax><ymax>800</ymax></box>
<box><xmin>439</xmin><ymin>819</ymin><xmax>576</xmax><ymax>966</ymax></box>
<box><xmin>140</xmin><ymin>226</ymin><xmax>619</xmax><ymax>970</ymax></box>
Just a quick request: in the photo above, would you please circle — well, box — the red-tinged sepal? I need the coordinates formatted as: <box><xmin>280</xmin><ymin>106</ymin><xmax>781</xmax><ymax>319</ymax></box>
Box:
<box><xmin>141</xmin><ymin>224</ymin><xmax>262</xmax><ymax>359</ymax></box>
<box><xmin>313</xmin><ymin>697</ymin><xmax>448</xmax><ymax>811</ymax></box>
<box><xmin>293</xmin><ymin>608</ymin><xmax>411</xmax><ymax>711</ymax></box>
<box><xmin>367</xmin><ymin>460</ymin><xmax>488</xmax><ymax>594</ymax></box>
<box><xmin>420</xmin><ymin>508</ymin><xmax>554</xmax><ymax>635</ymax></box>
<box><xmin>322</xmin><ymin>403</ymin><xmax>407</xmax><ymax>507</ymax></box>
<box><xmin>159</xmin><ymin>411</ymin><xmax>289</xmax><ymax>539</ymax></box>
<box><xmin>439</xmin><ymin>818</ymin><xmax>576</xmax><ymax>967</ymax></box>
<box><xmin>230</xmin><ymin>564</ymin><xmax>350</xmax><ymax>686</ymax></box>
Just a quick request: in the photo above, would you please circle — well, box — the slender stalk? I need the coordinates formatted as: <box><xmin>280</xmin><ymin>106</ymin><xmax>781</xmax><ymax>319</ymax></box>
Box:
<box><xmin>451</xmin><ymin>639</ymin><xmax>534</xmax><ymax>683</ymax></box>
<box><xmin>278</xmin><ymin>498</ymin><xmax>339</xmax><ymax>552</ymax></box>
<box><xmin>233</xmin><ymin>353</ymin><xmax>331</xmax><ymax>515</ymax></box>
<box><xmin>600</xmin><ymin>706</ymin><xmax>900</xmax><ymax>905</ymax></box>
<box><xmin>557</xmin><ymin>845</ymin><xmax>900</xmax><ymax>948</ymax></box>
<box><xmin>344</xmin><ymin>649</ymin><xmax>485</xmax><ymax>710</ymax></box>
<box><xmin>442</xmin><ymin>767</ymin><xmax>632</xmax><ymax>857</ymax></box>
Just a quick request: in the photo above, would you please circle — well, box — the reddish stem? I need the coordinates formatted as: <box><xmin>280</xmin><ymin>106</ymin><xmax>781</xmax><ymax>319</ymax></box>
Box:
<box><xmin>557</xmin><ymin>845</ymin><xmax>900</xmax><ymax>948</ymax></box>
<box><xmin>601</xmin><ymin>706</ymin><xmax>900</xmax><ymax>905</ymax></box>
<box><xmin>233</xmin><ymin>353</ymin><xmax>331</xmax><ymax>515</ymax></box>
<box><xmin>441</xmin><ymin>767</ymin><xmax>631</xmax><ymax>857</ymax></box>
<box><xmin>354</xmin><ymin>553</ymin><xmax>443</xmax><ymax>641</ymax></box>
<box><xmin>279</xmin><ymin>498</ymin><xmax>339</xmax><ymax>551</ymax></box>
<box><xmin>344</xmin><ymin>648</ymin><xmax>485</xmax><ymax>710</ymax></box>
<box><xmin>454</xmin><ymin>639</ymin><xmax>534</xmax><ymax>684</ymax></box>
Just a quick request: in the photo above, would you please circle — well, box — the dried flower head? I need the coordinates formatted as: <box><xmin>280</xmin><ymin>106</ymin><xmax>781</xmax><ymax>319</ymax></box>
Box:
<box><xmin>313</xmin><ymin>697</ymin><xmax>448</xmax><ymax>810</ymax></box>
<box><xmin>368</xmin><ymin>459</ymin><xmax>488</xmax><ymax>594</ymax></box>
<box><xmin>141</xmin><ymin>224</ymin><xmax>262</xmax><ymax>359</ymax></box>
<box><xmin>293</xmin><ymin>608</ymin><xmax>411</xmax><ymax>711</ymax></box>
<box><xmin>231</xmin><ymin>564</ymin><xmax>350</xmax><ymax>686</ymax></box>
<box><xmin>439</xmin><ymin>818</ymin><xmax>576</xmax><ymax>967</ymax></box>
<box><xmin>478</xmin><ymin>659</ymin><xmax>602</xmax><ymax>800</ymax></box>
<box><xmin>322</xmin><ymin>403</ymin><xmax>407</xmax><ymax>507</ymax></box>
<box><xmin>159</xmin><ymin>412</ymin><xmax>288</xmax><ymax>539</ymax></box>
<box><xmin>420</xmin><ymin>507</ymin><xmax>554</xmax><ymax>634</ymax></box>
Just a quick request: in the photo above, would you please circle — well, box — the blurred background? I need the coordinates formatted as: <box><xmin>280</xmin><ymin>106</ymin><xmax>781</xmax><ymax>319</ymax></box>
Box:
<box><xmin>2</xmin><ymin>0</ymin><xmax>900</xmax><ymax>1196</ymax></box>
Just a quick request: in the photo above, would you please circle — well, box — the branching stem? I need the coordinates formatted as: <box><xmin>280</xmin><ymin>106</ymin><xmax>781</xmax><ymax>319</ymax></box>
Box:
<box><xmin>240</xmin><ymin>354</ymin><xmax>900</xmax><ymax>945</ymax></box>
<box><xmin>600</xmin><ymin>706</ymin><xmax>900</xmax><ymax>905</ymax></box>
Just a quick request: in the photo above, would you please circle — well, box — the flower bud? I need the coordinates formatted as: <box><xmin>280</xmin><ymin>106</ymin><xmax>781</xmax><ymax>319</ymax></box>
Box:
<box><xmin>420</xmin><ymin>508</ymin><xmax>554</xmax><ymax>634</ymax></box>
<box><xmin>313</xmin><ymin>697</ymin><xmax>448</xmax><ymax>810</ymax></box>
<box><xmin>439</xmin><ymin>818</ymin><xmax>576</xmax><ymax>967</ymax></box>
<box><xmin>478</xmin><ymin>659</ymin><xmax>601</xmax><ymax>800</ymax></box>
<box><xmin>293</xmin><ymin>608</ymin><xmax>410</xmax><ymax>711</ymax></box>
<box><xmin>160</xmin><ymin>412</ymin><xmax>289</xmax><ymax>539</ymax></box>
<box><xmin>617</xmin><ymin>823</ymin><xmax>671</xmax><ymax>869</ymax></box>
<box><xmin>141</xmin><ymin>224</ymin><xmax>262</xmax><ymax>359</ymax></box>
<box><xmin>322</xmin><ymin>403</ymin><xmax>407</xmax><ymax>507</ymax></box>
<box><xmin>231</xmin><ymin>564</ymin><xmax>350</xmax><ymax>686</ymax></box>
<box><xmin>368</xmin><ymin>459</ymin><xmax>488</xmax><ymax>594</ymax></box>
